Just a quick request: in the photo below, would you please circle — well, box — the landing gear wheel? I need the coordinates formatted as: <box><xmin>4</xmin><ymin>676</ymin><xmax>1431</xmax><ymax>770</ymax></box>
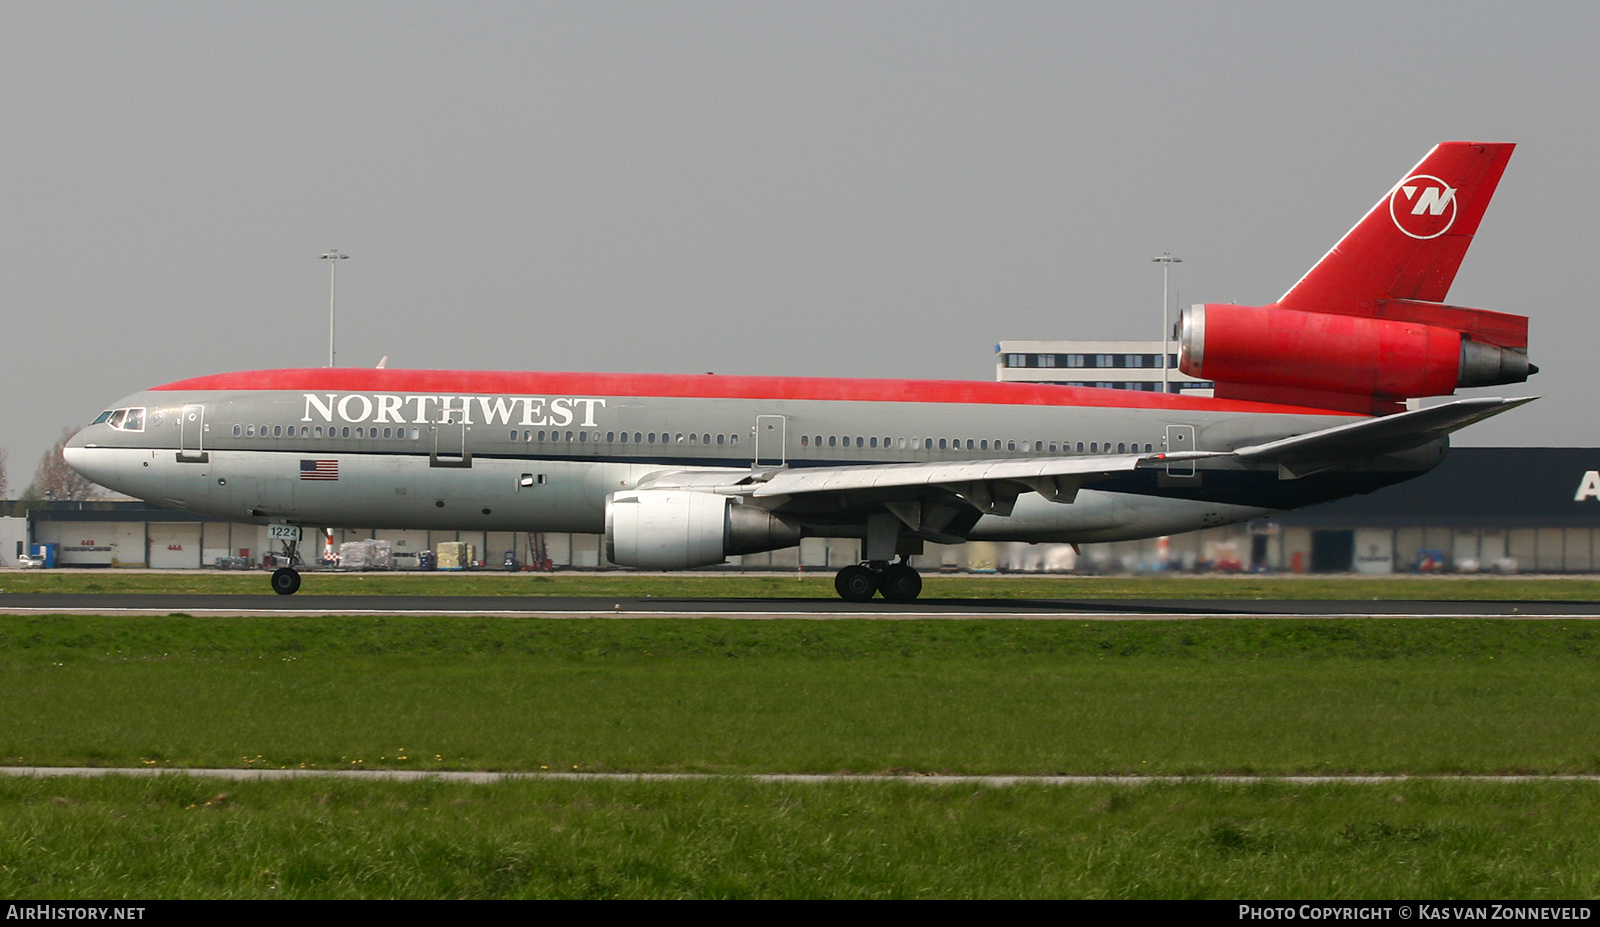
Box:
<box><xmin>834</xmin><ymin>564</ymin><xmax>878</xmax><ymax>602</ymax></box>
<box><xmin>270</xmin><ymin>567</ymin><xmax>302</xmax><ymax>596</ymax></box>
<box><xmin>878</xmin><ymin>563</ymin><xmax>923</xmax><ymax>603</ymax></box>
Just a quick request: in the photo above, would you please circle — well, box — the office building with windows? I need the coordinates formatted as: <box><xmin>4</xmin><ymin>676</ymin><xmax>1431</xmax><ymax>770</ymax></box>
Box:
<box><xmin>995</xmin><ymin>340</ymin><xmax>1212</xmax><ymax>394</ymax></box>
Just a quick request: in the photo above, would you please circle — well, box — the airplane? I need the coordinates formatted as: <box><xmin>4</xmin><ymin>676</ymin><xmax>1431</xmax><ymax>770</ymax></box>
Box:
<box><xmin>65</xmin><ymin>141</ymin><xmax>1535</xmax><ymax>600</ymax></box>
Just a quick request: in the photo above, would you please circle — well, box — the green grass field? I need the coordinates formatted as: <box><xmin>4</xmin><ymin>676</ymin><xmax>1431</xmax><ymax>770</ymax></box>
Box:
<box><xmin>5</xmin><ymin>775</ymin><xmax>1600</xmax><ymax>898</ymax></box>
<box><xmin>5</xmin><ymin>613</ymin><xmax>1600</xmax><ymax>898</ymax></box>
<box><xmin>6</xmin><ymin>569</ymin><xmax>1600</xmax><ymax>600</ymax></box>
<box><xmin>3</xmin><ymin>616</ymin><xmax>1599</xmax><ymax>774</ymax></box>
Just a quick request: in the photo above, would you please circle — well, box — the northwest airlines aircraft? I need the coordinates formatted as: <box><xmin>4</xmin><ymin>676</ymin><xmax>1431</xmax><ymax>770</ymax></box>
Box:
<box><xmin>66</xmin><ymin>142</ymin><xmax>1534</xmax><ymax>600</ymax></box>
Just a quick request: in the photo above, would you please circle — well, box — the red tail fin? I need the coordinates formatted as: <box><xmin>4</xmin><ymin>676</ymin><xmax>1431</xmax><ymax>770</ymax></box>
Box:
<box><xmin>1178</xmin><ymin>142</ymin><xmax>1531</xmax><ymax>416</ymax></box>
<box><xmin>1278</xmin><ymin>142</ymin><xmax>1514</xmax><ymax>315</ymax></box>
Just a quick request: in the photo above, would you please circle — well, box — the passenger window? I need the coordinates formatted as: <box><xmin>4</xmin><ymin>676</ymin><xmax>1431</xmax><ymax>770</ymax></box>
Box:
<box><xmin>1007</xmin><ymin>441</ymin><xmax>1016</xmax><ymax>451</ymax></box>
<box><xmin>233</xmin><ymin>425</ymin><xmax>242</xmax><ymax>437</ymax></box>
<box><xmin>1118</xmin><ymin>442</ymin><xmax>1126</xmax><ymax>453</ymax></box>
<box><xmin>607</xmin><ymin>432</ymin><xmax>615</xmax><ymax>442</ymax></box>
<box><xmin>648</xmin><ymin>433</ymin><xmax>656</xmax><ymax>444</ymax></box>
<box><xmin>634</xmin><ymin>433</ymin><xmax>643</xmax><ymax>444</ymax></box>
<box><xmin>247</xmin><ymin>424</ymin><xmax>256</xmax><ymax>437</ymax></box>
<box><xmin>716</xmin><ymin>434</ymin><xmax>724</xmax><ymax>445</ymax></box>
<box><xmin>341</xmin><ymin>426</ymin><xmax>350</xmax><ymax>438</ymax></box>
<box><xmin>801</xmin><ymin>435</ymin><xmax>808</xmax><ymax>447</ymax></box>
<box><xmin>274</xmin><ymin>425</ymin><xmax>283</xmax><ymax>437</ymax></box>
<box><xmin>410</xmin><ymin>428</ymin><xmax>420</xmax><ymax>440</ymax></box>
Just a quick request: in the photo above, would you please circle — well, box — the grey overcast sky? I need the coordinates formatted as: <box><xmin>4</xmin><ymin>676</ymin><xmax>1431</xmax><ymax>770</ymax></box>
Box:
<box><xmin>2</xmin><ymin>1</ymin><xmax>1593</xmax><ymax>478</ymax></box>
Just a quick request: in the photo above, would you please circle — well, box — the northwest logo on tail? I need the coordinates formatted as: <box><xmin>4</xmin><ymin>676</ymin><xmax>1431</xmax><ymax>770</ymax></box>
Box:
<box><xmin>1389</xmin><ymin>173</ymin><xmax>1457</xmax><ymax>239</ymax></box>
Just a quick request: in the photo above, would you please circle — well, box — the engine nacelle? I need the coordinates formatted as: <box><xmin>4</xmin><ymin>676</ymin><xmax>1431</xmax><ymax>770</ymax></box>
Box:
<box><xmin>605</xmin><ymin>489</ymin><xmax>802</xmax><ymax>569</ymax></box>
<box><xmin>1179</xmin><ymin>303</ymin><xmax>1532</xmax><ymax>408</ymax></box>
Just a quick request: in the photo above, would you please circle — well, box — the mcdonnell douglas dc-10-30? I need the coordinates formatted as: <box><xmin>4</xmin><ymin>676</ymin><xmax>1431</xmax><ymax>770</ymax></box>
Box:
<box><xmin>66</xmin><ymin>142</ymin><xmax>1535</xmax><ymax>600</ymax></box>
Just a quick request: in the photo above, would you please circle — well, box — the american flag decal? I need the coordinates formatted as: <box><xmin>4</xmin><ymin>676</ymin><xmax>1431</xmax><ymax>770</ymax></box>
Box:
<box><xmin>300</xmin><ymin>459</ymin><xmax>339</xmax><ymax>481</ymax></box>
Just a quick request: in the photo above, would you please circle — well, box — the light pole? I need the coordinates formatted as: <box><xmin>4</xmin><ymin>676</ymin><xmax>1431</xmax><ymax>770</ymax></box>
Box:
<box><xmin>1151</xmin><ymin>253</ymin><xmax>1181</xmax><ymax>391</ymax></box>
<box><xmin>321</xmin><ymin>249</ymin><xmax>349</xmax><ymax>367</ymax></box>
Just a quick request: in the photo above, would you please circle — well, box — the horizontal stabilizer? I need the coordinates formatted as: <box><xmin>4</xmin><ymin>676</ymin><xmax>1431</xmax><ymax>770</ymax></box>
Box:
<box><xmin>1233</xmin><ymin>397</ymin><xmax>1535</xmax><ymax>466</ymax></box>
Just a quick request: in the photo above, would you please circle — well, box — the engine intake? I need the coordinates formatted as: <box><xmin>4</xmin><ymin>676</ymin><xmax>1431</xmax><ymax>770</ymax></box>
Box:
<box><xmin>605</xmin><ymin>489</ymin><xmax>802</xmax><ymax>569</ymax></box>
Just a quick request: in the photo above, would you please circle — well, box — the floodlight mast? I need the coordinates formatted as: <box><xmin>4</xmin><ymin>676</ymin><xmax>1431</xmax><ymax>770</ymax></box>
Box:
<box><xmin>1152</xmin><ymin>253</ymin><xmax>1182</xmax><ymax>390</ymax></box>
<box><xmin>321</xmin><ymin>249</ymin><xmax>349</xmax><ymax>368</ymax></box>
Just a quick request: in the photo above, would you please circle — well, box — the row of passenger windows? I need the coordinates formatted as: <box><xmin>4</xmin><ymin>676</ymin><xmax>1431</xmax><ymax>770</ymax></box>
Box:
<box><xmin>510</xmin><ymin>430</ymin><xmax>741</xmax><ymax>446</ymax></box>
<box><xmin>234</xmin><ymin>424</ymin><xmax>423</xmax><ymax>440</ymax></box>
<box><xmin>229</xmin><ymin>423</ymin><xmax>1154</xmax><ymax>456</ymax></box>
<box><xmin>801</xmin><ymin>435</ymin><xmax>1155</xmax><ymax>454</ymax></box>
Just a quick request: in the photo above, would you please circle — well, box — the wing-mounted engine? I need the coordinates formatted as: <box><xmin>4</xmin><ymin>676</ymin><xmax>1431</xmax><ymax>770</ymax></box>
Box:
<box><xmin>605</xmin><ymin>489</ymin><xmax>801</xmax><ymax>569</ymax></box>
<box><xmin>1178</xmin><ymin>141</ymin><xmax>1533</xmax><ymax>416</ymax></box>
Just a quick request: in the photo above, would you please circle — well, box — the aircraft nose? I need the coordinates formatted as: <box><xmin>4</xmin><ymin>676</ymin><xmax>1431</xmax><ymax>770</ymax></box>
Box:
<box><xmin>62</xmin><ymin>432</ymin><xmax>107</xmax><ymax>485</ymax></box>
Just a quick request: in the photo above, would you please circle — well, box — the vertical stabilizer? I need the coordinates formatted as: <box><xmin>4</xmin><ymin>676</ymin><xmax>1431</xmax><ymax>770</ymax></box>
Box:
<box><xmin>1278</xmin><ymin>142</ymin><xmax>1514</xmax><ymax>316</ymax></box>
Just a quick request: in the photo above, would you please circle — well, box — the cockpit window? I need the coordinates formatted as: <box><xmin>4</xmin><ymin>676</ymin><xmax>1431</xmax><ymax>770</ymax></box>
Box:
<box><xmin>92</xmin><ymin>411</ymin><xmax>113</xmax><ymax>425</ymax></box>
<box><xmin>104</xmin><ymin>407</ymin><xmax>147</xmax><ymax>432</ymax></box>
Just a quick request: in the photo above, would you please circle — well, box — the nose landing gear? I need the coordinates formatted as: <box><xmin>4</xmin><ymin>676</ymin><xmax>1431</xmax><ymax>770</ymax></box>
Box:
<box><xmin>833</xmin><ymin>559</ymin><xmax>923</xmax><ymax>603</ymax></box>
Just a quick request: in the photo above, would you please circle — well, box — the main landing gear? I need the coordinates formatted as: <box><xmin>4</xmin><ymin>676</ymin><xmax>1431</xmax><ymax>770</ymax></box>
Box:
<box><xmin>834</xmin><ymin>559</ymin><xmax>923</xmax><ymax>603</ymax></box>
<box><xmin>269</xmin><ymin>534</ymin><xmax>304</xmax><ymax>596</ymax></box>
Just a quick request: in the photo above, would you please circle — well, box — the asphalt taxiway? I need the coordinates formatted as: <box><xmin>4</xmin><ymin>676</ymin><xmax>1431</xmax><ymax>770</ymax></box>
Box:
<box><xmin>1</xmin><ymin>592</ymin><xmax>1597</xmax><ymax>618</ymax></box>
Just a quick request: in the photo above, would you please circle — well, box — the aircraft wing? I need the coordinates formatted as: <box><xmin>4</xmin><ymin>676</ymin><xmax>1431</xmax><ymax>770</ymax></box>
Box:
<box><xmin>635</xmin><ymin>450</ymin><xmax>1214</xmax><ymax>523</ymax></box>
<box><xmin>1233</xmin><ymin>396</ymin><xmax>1535</xmax><ymax>475</ymax></box>
<box><xmin>632</xmin><ymin>396</ymin><xmax>1531</xmax><ymax>518</ymax></box>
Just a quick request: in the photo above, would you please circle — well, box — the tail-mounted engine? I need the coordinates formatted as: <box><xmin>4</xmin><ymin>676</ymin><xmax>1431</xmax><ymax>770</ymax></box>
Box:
<box><xmin>605</xmin><ymin>490</ymin><xmax>802</xmax><ymax>569</ymax></box>
<box><xmin>1178</xmin><ymin>301</ymin><xmax>1533</xmax><ymax>414</ymax></box>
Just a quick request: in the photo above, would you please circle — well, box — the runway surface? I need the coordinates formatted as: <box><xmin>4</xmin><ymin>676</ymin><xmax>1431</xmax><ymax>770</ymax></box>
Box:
<box><xmin>1</xmin><ymin>592</ymin><xmax>1598</xmax><ymax>617</ymax></box>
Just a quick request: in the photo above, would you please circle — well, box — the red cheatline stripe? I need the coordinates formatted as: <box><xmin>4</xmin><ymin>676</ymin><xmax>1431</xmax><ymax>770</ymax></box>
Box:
<box><xmin>151</xmin><ymin>368</ymin><xmax>1351</xmax><ymax>416</ymax></box>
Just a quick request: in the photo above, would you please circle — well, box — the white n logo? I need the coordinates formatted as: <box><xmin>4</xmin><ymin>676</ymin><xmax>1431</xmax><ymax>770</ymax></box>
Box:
<box><xmin>1405</xmin><ymin>184</ymin><xmax>1455</xmax><ymax>216</ymax></box>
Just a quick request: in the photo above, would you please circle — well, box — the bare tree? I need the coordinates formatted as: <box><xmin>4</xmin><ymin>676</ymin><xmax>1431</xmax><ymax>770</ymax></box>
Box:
<box><xmin>0</xmin><ymin>447</ymin><xmax>8</xmax><ymax>501</ymax></box>
<box><xmin>27</xmin><ymin>428</ymin><xmax>99</xmax><ymax>501</ymax></box>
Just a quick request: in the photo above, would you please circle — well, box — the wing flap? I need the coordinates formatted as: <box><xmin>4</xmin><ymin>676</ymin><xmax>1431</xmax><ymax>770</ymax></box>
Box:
<box><xmin>1233</xmin><ymin>396</ymin><xmax>1535</xmax><ymax>465</ymax></box>
<box><xmin>749</xmin><ymin>452</ymin><xmax>1186</xmax><ymax>498</ymax></box>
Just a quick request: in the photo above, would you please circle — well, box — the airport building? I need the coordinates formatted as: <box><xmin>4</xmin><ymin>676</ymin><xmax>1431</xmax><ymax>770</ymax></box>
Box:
<box><xmin>995</xmin><ymin>339</ymin><xmax>1212</xmax><ymax>395</ymax></box>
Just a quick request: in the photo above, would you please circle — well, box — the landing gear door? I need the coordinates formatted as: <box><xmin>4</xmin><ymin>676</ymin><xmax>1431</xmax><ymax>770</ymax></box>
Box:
<box><xmin>1165</xmin><ymin>424</ymin><xmax>1196</xmax><ymax>477</ymax></box>
<box><xmin>177</xmin><ymin>404</ymin><xmax>208</xmax><ymax>463</ymax></box>
<box><xmin>755</xmin><ymin>415</ymin><xmax>786</xmax><ymax>468</ymax></box>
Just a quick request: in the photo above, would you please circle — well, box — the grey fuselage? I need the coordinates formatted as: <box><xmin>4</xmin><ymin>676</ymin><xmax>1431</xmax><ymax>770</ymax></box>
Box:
<box><xmin>64</xmin><ymin>368</ymin><xmax>1442</xmax><ymax>551</ymax></box>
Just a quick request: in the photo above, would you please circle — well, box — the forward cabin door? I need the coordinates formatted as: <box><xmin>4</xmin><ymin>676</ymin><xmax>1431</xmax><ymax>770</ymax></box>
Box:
<box><xmin>755</xmin><ymin>415</ymin><xmax>786</xmax><ymax>468</ymax></box>
<box><xmin>177</xmin><ymin>404</ymin><xmax>207</xmax><ymax>463</ymax></box>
